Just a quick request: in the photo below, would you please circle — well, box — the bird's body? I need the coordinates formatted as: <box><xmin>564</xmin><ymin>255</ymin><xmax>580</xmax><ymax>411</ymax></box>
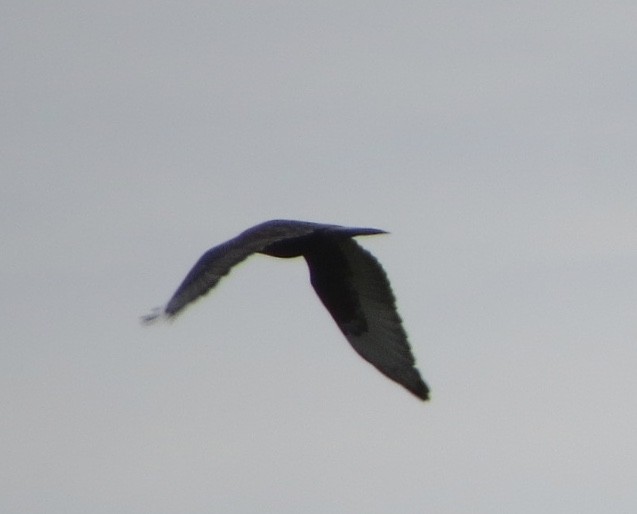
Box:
<box><xmin>143</xmin><ymin>219</ymin><xmax>429</xmax><ymax>401</ymax></box>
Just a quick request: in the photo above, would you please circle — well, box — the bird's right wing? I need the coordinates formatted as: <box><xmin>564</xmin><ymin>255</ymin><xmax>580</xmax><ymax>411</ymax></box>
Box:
<box><xmin>141</xmin><ymin>220</ymin><xmax>322</xmax><ymax>322</ymax></box>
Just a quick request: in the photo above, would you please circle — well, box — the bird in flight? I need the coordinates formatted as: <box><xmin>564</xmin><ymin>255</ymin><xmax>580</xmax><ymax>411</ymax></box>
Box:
<box><xmin>142</xmin><ymin>219</ymin><xmax>429</xmax><ymax>401</ymax></box>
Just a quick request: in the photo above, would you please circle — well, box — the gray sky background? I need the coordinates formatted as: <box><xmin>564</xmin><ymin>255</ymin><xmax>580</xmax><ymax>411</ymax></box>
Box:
<box><xmin>3</xmin><ymin>2</ymin><xmax>637</xmax><ymax>513</ymax></box>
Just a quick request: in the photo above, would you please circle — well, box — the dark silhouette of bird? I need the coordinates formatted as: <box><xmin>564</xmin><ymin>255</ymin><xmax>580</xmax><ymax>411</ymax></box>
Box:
<box><xmin>142</xmin><ymin>219</ymin><xmax>429</xmax><ymax>401</ymax></box>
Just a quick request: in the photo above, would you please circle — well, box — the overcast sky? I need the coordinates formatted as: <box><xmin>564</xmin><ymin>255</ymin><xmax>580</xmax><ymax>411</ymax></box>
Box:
<box><xmin>3</xmin><ymin>2</ymin><xmax>637</xmax><ymax>513</ymax></box>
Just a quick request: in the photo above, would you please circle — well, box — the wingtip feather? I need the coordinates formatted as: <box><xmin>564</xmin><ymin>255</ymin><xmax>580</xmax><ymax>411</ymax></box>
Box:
<box><xmin>140</xmin><ymin>307</ymin><xmax>167</xmax><ymax>325</ymax></box>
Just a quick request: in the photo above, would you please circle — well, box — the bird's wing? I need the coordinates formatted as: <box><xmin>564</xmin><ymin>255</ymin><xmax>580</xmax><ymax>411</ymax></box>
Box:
<box><xmin>305</xmin><ymin>239</ymin><xmax>429</xmax><ymax>400</ymax></box>
<box><xmin>142</xmin><ymin>220</ymin><xmax>322</xmax><ymax>322</ymax></box>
